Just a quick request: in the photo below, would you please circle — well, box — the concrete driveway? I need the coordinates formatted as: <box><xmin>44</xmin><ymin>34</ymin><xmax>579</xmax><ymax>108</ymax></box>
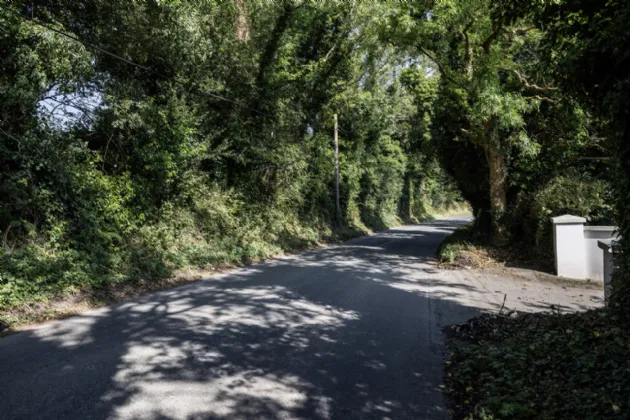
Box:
<box><xmin>0</xmin><ymin>217</ymin><xmax>603</xmax><ymax>419</ymax></box>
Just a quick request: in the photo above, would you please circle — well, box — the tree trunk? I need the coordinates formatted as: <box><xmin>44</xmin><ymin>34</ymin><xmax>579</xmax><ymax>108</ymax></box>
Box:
<box><xmin>487</xmin><ymin>144</ymin><xmax>507</xmax><ymax>243</ymax></box>
<box><xmin>234</xmin><ymin>0</ymin><xmax>250</xmax><ymax>42</ymax></box>
<box><xmin>398</xmin><ymin>169</ymin><xmax>413</xmax><ymax>221</ymax></box>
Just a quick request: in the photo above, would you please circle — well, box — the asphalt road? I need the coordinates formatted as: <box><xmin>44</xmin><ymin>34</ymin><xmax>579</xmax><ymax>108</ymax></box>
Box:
<box><xmin>0</xmin><ymin>217</ymin><xmax>474</xmax><ymax>420</ymax></box>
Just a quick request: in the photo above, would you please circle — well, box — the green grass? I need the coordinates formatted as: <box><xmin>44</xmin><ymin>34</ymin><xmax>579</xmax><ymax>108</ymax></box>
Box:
<box><xmin>443</xmin><ymin>308</ymin><xmax>630</xmax><ymax>419</ymax></box>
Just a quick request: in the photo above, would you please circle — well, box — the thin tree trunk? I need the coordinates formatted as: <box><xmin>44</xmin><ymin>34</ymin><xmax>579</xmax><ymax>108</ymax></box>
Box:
<box><xmin>461</xmin><ymin>22</ymin><xmax>473</xmax><ymax>77</ymax></box>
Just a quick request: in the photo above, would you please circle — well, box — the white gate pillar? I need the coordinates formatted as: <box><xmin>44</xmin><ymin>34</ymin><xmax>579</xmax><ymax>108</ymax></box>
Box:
<box><xmin>552</xmin><ymin>215</ymin><xmax>587</xmax><ymax>279</ymax></box>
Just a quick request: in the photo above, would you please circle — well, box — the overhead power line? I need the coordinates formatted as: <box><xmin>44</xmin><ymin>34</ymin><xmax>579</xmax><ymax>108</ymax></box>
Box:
<box><xmin>0</xmin><ymin>4</ymin><xmax>152</xmax><ymax>71</ymax></box>
<box><xmin>0</xmin><ymin>4</ymin><xmax>351</xmax><ymax>134</ymax></box>
<box><xmin>0</xmin><ymin>3</ymin><xmax>266</xmax><ymax>115</ymax></box>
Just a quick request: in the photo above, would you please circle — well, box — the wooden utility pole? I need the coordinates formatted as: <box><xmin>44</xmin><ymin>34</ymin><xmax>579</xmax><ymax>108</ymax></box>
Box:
<box><xmin>334</xmin><ymin>114</ymin><xmax>341</xmax><ymax>222</ymax></box>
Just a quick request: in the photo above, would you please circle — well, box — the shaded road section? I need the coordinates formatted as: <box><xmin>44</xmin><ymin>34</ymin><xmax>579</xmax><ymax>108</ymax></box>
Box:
<box><xmin>1</xmin><ymin>217</ymin><xmax>483</xmax><ymax>419</ymax></box>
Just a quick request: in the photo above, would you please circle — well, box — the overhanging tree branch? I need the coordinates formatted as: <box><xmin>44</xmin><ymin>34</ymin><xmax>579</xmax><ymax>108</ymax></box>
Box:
<box><xmin>527</xmin><ymin>94</ymin><xmax>558</xmax><ymax>104</ymax></box>
<box><xmin>512</xmin><ymin>70</ymin><xmax>559</xmax><ymax>92</ymax></box>
<box><xmin>460</xmin><ymin>21</ymin><xmax>474</xmax><ymax>76</ymax></box>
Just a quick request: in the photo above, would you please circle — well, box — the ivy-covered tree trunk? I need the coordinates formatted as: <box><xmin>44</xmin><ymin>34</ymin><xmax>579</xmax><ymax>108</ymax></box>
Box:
<box><xmin>486</xmin><ymin>144</ymin><xmax>507</xmax><ymax>243</ymax></box>
<box><xmin>398</xmin><ymin>169</ymin><xmax>413</xmax><ymax>221</ymax></box>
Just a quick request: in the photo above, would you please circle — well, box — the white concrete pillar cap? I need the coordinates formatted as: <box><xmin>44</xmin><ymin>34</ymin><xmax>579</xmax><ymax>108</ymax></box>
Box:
<box><xmin>551</xmin><ymin>214</ymin><xmax>587</xmax><ymax>224</ymax></box>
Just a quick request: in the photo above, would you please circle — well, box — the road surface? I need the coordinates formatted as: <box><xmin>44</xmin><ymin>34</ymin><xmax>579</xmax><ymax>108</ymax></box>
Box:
<box><xmin>0</xmin><ymin>217</ymin><xmax>602</xmax><ymax>419</ymax></box>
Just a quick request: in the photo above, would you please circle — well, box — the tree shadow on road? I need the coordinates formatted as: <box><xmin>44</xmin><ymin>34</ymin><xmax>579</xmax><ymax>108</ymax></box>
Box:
<box><xmin>0</xmin><ymin>219</ymin><xmax>519</xmax><ymax>420</ymax></box>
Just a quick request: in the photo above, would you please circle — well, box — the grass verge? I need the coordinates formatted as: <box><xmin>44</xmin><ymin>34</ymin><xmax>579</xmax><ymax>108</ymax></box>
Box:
<box><xmin>443</xmin><ymin>308</ymin><xmax>629</xmax><ymax>419</ymax></box>
<box><xmin>432</xmin><ymin>203</ymin><xmax>473</xmax><ymax>219</ymax></box>
<box><xmin>437</xmin><ymin>223</ymin><xmax>478</xmax><ymax>266</ymax></box>
<box><xmin>406</xmin><ymin>202</ymin><xmax>471</xmax><ymax>224</ymax></box>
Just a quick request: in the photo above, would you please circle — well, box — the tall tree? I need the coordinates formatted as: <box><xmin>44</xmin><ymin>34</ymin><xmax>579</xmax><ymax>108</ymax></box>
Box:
<box><xmin>386</xmin><ymin>0</ymin><xmax>560</xmax><ymax>241</ymax></box>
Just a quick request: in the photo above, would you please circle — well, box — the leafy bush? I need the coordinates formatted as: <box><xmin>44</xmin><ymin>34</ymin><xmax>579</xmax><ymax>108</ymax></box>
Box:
<box><xmin>532</xmin><ymin>175</ymin><xmax>612</xmax><ymax>223</ymax></box>
<box><xmin>509</xmin><ymin>174</ymin><xmax>614</xmax><ymax>263</ymax></box>
<box><xmin>444</xmin><ymin>309</ymin><xmax>630</xmax><ymax>419</ymax></box>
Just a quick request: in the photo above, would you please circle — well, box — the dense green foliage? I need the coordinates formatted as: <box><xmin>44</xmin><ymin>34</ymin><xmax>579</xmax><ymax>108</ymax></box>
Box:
<box><xmin>384</xmin><ymin>0</ymin><xmax>612</xmax><ymax>259</ymax></box>
<box><xmin>444</xmin><ymin>309</ymin><xmax>630</xmax><ymax>419</ymax></box>
<box><xmin>0</xmin><ymin>1</ymin><xmax>463</xmax><ymax>310</ymax></box>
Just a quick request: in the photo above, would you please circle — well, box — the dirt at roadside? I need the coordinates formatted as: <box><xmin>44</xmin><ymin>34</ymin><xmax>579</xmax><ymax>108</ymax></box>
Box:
<box><xmin>437</xmin><ymin>265</ymin><xmax>604</xmax><ymax>316</ymax></box>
